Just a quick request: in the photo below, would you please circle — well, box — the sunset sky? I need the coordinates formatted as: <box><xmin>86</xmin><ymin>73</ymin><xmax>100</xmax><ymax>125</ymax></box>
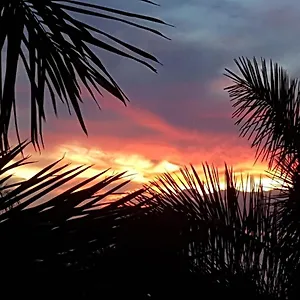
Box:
<box><xmin>11</xmin><ymin>0</ymin><xmax>300</xmax><ymax>193</ymax></box>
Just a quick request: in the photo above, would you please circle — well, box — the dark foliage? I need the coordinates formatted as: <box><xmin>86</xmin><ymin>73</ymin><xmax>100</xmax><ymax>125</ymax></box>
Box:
<box><xmin>132</xmin><ymin>165</ymin><xmax>282</xmax><ymax>299</ymax></box>
<box><xmin>0</xmin><ymin>143</ymin><xmax>285</xmax><ymax>299</ymax></box>
<box><xmin>224</xmin><ymin>57</ymin><xmax>300</xmax><ymax>299</ymax></box>
<box><xmin>0</xmin><ymin>142</ymin><xmax>149</xmax><ymax>298</ymax></box>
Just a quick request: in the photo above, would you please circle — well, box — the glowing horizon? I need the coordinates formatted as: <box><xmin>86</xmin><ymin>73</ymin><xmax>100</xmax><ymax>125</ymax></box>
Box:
<box><xmin>6</xmin><ymin>140</ymin><xmax>282</xmax><ymax>195</ymax></box>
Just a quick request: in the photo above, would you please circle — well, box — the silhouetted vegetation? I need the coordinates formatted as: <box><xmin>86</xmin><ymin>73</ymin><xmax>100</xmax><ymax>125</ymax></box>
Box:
<box><xmin>1</xmin><ymin>1</ymin><xmax>300</xmax><ymax>299</ymax></box>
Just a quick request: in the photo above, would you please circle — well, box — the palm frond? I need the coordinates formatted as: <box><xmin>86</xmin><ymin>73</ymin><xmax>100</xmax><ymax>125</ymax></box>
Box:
<box><xmin>267</xmin><ymin>157</ymin><xmax>300</xmax><ymax>299</ymax></box>
<box><xmin>224</xmin><ymin>57</ymin><xmax>300</xmax><ymax>170</ymax></box>
<box><xmin>0</xmin><ymin>141</ymin><xmax>148</xmax><ymax>297</ymax></box>
<box><xmin>0</xmin><ymin>0</ymin><xmax>169</xmax><ymax>150</ymax></box>
<box><xmin>130</xmin><ymin>164</ymin><xmax>286</xmax><ymax>298</ymax></box>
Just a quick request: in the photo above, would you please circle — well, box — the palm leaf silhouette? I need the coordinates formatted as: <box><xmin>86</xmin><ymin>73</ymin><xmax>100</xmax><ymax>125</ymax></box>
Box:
<box><xmin>0</xmin><ymin>0</ymin><xmax>169</xmax><ymax>150</ymax></box>
<box><xmin>225</xmin><ymin>57</ymin><xmax>300</xmax><ymax>299</ymax></box>
<box><xmin>224</xmin><ymin>57</ymin><xmax>300</xmax><ymax>170</ymax></box>
<box><xmin>268</xmin><ymin>156</ymin><xmax>300</xmax><ymax>299</ymax></box>
<box><xmin>117</xmin><ymin>165</ymin><xmax>285</xmax><ymax>299</ymax></box>
<box><xmin>0</xmin><ymin>141</ymin><xmax>148</xmax><ymax>298</ymax></box>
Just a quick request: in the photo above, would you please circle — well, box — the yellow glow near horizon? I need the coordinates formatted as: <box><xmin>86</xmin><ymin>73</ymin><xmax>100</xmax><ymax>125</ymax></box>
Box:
<box><xmin>5</xmin><ymin>143</ymin><xmax>286</xmax><ymax>196</ymax></box>
<box><xmin>54</xmin><ymin>145</ymin><xmax>182</xmax><ymax>184</ymax></box>
<box><xmin>5</xmin><ymin>165</ymin><xmax>42</xmax><ymax>180</ymax></box>
<box><xmin>6</xmin><ymin>161</ymin><xmax>283</xmax><ymax>194</ymax></box>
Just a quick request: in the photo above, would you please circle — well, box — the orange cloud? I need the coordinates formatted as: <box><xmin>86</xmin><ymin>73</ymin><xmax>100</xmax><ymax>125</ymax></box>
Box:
<box><xmin>12</xmin><ymin>128</ymin><xmax>273</xmax><ymax>196</ymax></box>
<box><xmin>10</xmin><ymin>87</ymin><xmax>275</xmax><ymax>194</ymax></box>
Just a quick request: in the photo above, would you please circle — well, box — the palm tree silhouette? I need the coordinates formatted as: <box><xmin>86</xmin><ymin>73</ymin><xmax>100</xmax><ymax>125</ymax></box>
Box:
<box><xmin>128</xmin><ymin>165</ymin><xmax>281</xmax><ymax>299</ymax></box>
<box><xmin>224</xmin><ymin>57</ymin><xmax>300</xmax><ymax>299</ymax></box>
